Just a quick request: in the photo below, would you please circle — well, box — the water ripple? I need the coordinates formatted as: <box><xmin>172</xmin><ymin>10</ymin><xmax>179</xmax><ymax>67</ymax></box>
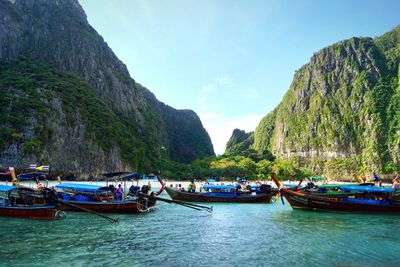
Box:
<box><xmin>1</xmin><ymin>201</ymin><xmax>400</xmax><ymax>266</ymax></box>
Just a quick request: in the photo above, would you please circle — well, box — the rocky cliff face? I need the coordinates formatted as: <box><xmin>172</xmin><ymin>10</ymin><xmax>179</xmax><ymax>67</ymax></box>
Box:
<box><xmin>225</xmin><ymin>129</ymin><xmax>253</xmax><ymax>155</ymax></box>
<box><xmin>0</xmin><ymin>0</ymin><xmax>214</xmax><ymax>176</ymax></box>
<box><xmin>248</xmin><ymin>26</ymin><xmax>399</xmax><ymax>174</ymax></box>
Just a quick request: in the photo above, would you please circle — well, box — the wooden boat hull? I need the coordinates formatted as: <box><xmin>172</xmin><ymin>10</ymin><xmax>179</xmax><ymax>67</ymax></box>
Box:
<box><xmin>281</xmin><ymin>188</ymin><xmax>400</xmax><ymax>213</ymax></box>
<box><xmin>165</xmin><ymin>187</ymin><xmax>277</xmax><ymax>203</ymax></box>
<box><xmin>0</xmin><ymin>205</ymin><xmax>59</xmax><ymax>220</ymax></box>
<box><xmin>58</xmin><ymin>200</ymin><xmax>155</xmax><ymax>213</ymax></box>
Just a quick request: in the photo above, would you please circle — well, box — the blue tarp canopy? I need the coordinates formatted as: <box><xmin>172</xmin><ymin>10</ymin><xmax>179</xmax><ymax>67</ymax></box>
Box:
<box><xmin>0</xmin><ymin>185</ymin><xmax>17</xmax><ymax>192</ymax></box>
<box><xmin>283</xmin><ymin>183</ymin><xmax>298</xmax><ymax>188</ymax></box>
<box><xmin>206</xmin><ymin>179</ymin><xmax>217</xmax><ymax>183</ymax></box>
<box><xmin>17</xmin><ymin>172</ymin><xmax>46</xmax><ymax>180</ymax></box>
<box><xmin>341</xmin><ymin>185</ymin><xmax>395</xmax><ymax>193</ymax></box>
<box><xmin>55</xmin><ymin>183</ymin><xmax>107</xmax><ymax>192</ymax></box>
<box><xmin>143</xmin><ymin>175</ymin><xmax>158</xmax><ymax>180</ymax></box>
<box><xmin>122</xmin><ymin>173</ymin><xmax>141</xmax><ymax>180</ymax></box>
<box><xmin>203</xmin><ymin>184</ymin><xmax>236</xmax><ymax>190</ymax></box>
<box><xmin>309</xmin><ymin>175</ymin><xmax>326</xmax><ymax>181</ymax></box>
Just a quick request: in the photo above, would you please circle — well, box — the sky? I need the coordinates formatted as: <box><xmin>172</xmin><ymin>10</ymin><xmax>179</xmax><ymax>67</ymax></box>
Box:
<box><xmin>79</xmin><ymin>0</ymin><xmax>399</xmax><ymax>155</ymax></box>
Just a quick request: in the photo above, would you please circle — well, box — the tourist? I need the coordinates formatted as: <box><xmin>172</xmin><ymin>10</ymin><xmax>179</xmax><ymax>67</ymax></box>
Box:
<box><xmin>236</xmin><ymin>183</ymin><xmax>242</xmax><ymax>192</ymax></box>
<box><xmin>392</xmin><ymin>177</ymin><xmax>400</xmax><ymax>189</ymax></box>
<box><xmin>116</xmin><ymin>184</ymin><xmax>123</xmax><ymax>200</ymax></box>
<box><xmin>187</xmin><ymin>182</ymin><xmax>192</xmax><ymax>192</ymax></box>
<box><xmin>191</xmin><ymin>180</ymin><xmax>196</xmax><ymax>193</ymax></box>
<box><xmin>178</xmin><ymin>184</ymin><xmax>185</xmax><ymax>192</ymax></box>
<box><xmin>373</xmin><ymin>172</ymin><xmax>380</xmax><ymax>186</ymax></box>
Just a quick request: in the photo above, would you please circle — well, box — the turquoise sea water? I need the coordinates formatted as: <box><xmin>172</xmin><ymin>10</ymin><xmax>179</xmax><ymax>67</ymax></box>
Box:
<box><xmin>1</xmin><ymin>192</ymin><xmax>400</xmax><ymax>267</ymax></box>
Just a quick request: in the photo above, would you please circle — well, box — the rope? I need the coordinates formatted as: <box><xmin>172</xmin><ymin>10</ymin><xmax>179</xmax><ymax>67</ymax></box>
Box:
<box><xmin>136</xmin><ymin>198</ymin><xmax>149</xmax><ymax>213</ymax></box>
<box><xmin>54</xmin><ymin>210</ymin><xmax>67</xmax><ymax>220</ymax></box>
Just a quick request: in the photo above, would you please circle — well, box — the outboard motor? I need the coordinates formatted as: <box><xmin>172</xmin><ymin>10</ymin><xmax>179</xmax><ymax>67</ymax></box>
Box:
<box><xmin>259</xmin><ymin>184</ymin><xmax>272</xmax><ymax>193</ymax></box>
<box><xmin>141</xmin><ymin>185</ymin><xmax>154</xmax><ymax>196</ymax></box>
<box><xmin>108</xmin><ymin>184</ymin><xmax>116</xmax><ymax>193</ymax></box>
<box><xmin>128</xmin><ymin>185</ymin><xmax>141</xmax><ymax>195</ymax></box>
<box><xmin>306</xmin><ymin>182</ymin><xmax>315</xmax><ymax>189</ymax></box>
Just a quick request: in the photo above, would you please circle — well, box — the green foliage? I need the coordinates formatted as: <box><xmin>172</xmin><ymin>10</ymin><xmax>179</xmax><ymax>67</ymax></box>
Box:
<box><xmin>24</xmin><ymin>139</ymin><xmax>42</xmax><ymax>153</ymax></box>
<box><xmin>247</xmin><ymin>28</ymin><xmax>400</xmax><ymax>176</ymax></box>
<box><xmin>0</xmin><ymin>58</ymin><xmax>158</xmax><ymax>169</ymax></box>
<box><xmin>253</xmin><ymin>109</ymin><xmax>276</xmax><ymax>151</ymax></box>
<box><xmin>154</xmin><ymin>152</ymin><xmax>309</xmax><ymax>181</ymax></box>
<box><xmin>225</xmin><ymin>129</ymin><xmax>253</xmax><ymax>154</ymax></box>
<box><xmin>384</xmin><ymin>161</ymin><xmax>399</xmax><ymax>174</ymax></box>
<box><xmin>272</xmin><ymin>158</ymin><xmax>307</xmax><ymax>180</ymax></box>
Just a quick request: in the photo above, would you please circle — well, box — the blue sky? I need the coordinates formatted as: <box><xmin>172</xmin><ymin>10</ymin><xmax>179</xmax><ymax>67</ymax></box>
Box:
<box><xmin>79</xmin><ymin>0</ymin><xmax>399</xmax><ymax>155</ymax></box>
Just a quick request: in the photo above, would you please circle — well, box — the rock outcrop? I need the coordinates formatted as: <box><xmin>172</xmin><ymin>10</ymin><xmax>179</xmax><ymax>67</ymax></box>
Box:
<box><xmin>225</xmin><ymin>129</ymin><xmax>253</xmax><ymax>155</ymax></box>
<box><xmin>0</xmin><ymin>0</ymin><xmax>214</xmax><ymax>176</ymax></box>
<box><xmin>232</xmin><ymin>26</ymin><xmax>400</xmax><ymax>174</ymax></box>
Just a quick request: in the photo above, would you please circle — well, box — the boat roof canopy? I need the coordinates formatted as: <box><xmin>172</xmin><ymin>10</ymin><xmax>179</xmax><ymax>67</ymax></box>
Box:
<box><xmin>309</xmin><ymin>175</ymin><xmax>326</xmax><ymax>181</ymax></box>
<box><xmin>0</xmin><ymin>185</ymin><xmax>17</xmax><ymax>192</ymax></box>
<box><xmin>203</xmin><ymin>184</ymin><xmax>236</xmax><ymax>190</ymax></box>
<box><xmin>283</xmin><ymin>183</ymin><xmax>298</xmax><ymax>188</ymax></box>
<box><xmin>17</xmin><ymin>172</ymin><xmax>47</xmax><ymax>180</ymax></box>
<box><xmin>55</xmin><ymin>183</ymin><xmax>108</xmax><ymax>192</ymax></box>
<box><xmin>341</xmin><ymin>185</ymin><xmax>395</xmax><ymax>193</ymax></box>
<box><xmin>122</xmin><ymin>173</ymin><xmax>141</xmax><ymax>180</ymax></box>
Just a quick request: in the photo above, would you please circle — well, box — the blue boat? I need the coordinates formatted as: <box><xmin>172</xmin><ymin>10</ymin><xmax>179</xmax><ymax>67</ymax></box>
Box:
<box><xmin>165</xmin><ymin>183</ymin><xmax>279</xmax><ymax>203</ymax></box>
<box><xmin>340</xmin><ymin>185</ymin><xmax>395</xmax><ymax>193</ymax></box>
<box><xmin>55</xmin><ymin>183</ymin><xmax>158</xmax><ymax>213</ymax></box>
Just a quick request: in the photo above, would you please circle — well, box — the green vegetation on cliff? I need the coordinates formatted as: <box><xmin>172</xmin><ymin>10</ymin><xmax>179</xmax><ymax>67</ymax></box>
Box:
<box><xmin>155</xmin><ymin>149</ymin><xmax>305</xmax><ymax>181</ymax></box>
<box><xmin>232</xmin><ymin>26</ymin><xmax>400</xmax><ymax>178</ymax></box>
<box><xmin>0</xmin><ymin>58</ymin><xmax>159</xmax><ymax>170</ymax></box>
<box><xmin>0</xmin><ymin>0</ymin><xmax>215</xmax><ymax>176</ymax></box>
<box><xmin>225</xmin><ymin>129</ymin><xmax>254</xmax><ymax>155</ymax></box>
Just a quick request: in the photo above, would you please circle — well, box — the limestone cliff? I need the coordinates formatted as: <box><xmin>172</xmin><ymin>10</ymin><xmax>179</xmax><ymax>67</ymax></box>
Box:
<box><xmin>225</xmin><ymin>129</ymin><xmax>253</xmax><ymax>155</ymax></box>
<box><xmin>0</xmin><ymin>0</ymin><xmax>214</xmax><ymax>176</ymax></box>
<box><xmin>235</xmin><ymin>26</ymin><xmax>400</xmax><ymax>174</ymax></box>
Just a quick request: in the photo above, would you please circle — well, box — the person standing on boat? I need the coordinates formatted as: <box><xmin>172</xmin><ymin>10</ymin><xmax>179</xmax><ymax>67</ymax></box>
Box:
<box><xmin>393</xmin><ymin>178</ymin><xmax>400</xmax><ymax>189</ymax></box>
<box><xmin>179</xmin><ymin>184</ymin><xmax>185</xmax><ymax>192</ymax></box>
<box><xmin>190</xmin><ymin>179</ymin><xmax>196</xmax><ymax>193</ymax></box>
<box><xmin>373</xmin><ymin>172</ymin><xmax>380</xmax><ymax>186</ymax></box>
<box><xmin>116</xmin><ymin>184</ymin><xmax>123</xmax><ymax>201</ymax></box>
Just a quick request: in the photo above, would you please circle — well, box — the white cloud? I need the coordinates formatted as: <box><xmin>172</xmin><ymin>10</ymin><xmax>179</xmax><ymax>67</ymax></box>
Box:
<box><xmin>198</xmin><ymin>96</ymin><xmax>207</xmax><ymax>109</ymax></box>
<box><xmin>200</xmin><ymin>84</ymin><xmax>216</xmax><ymax>94</ymax></box>
<box><xmin>215</xmin><ymin>75</ymin><xmax>235</xmax><ymax>87</ymax></box>
<box><xmin>199</xmin><ymin>112</ymin><xmax>263</xmax><ymax>155</ymax></box>
<box><xmin>197</xmin><ymin>75</ymin><xmax>262</xmax><ymax>155</ymax></box>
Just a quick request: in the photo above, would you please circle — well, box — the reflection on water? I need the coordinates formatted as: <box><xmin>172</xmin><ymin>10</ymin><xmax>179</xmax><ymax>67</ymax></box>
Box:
<box><xmin>1</xmin><ymin>196</ymin><xmax>400</xmax><ymax>266</ymax></box>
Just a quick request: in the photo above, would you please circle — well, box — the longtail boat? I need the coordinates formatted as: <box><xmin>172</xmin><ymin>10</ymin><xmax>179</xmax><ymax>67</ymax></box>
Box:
<box><xmin>271</xmin><ymin>173</ymin><xmax>400</xmax><ymax>213</ymax></box>
<box><xmin>55</xmin><ymin>182</ymin><xmax>160</xmax><ymax>213</ymax></box>
<box><xmin>55</xmin><ymin>174</ymin><xmax>212</xmax><ymax>214</ymax></box>
<box><xmin>280</xmin><ymin>186</ymin><xmax>400</xmax><ymax>213</ymax></box>
<box><xmin>0</xmin><ymin>185</ymin><xmax>60</xmax><ymax>220</ymax></box>
<box><xmin>164</xmin><ymin>183</ymin><xmax>279</xmax><ymax>203</ymax></box>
